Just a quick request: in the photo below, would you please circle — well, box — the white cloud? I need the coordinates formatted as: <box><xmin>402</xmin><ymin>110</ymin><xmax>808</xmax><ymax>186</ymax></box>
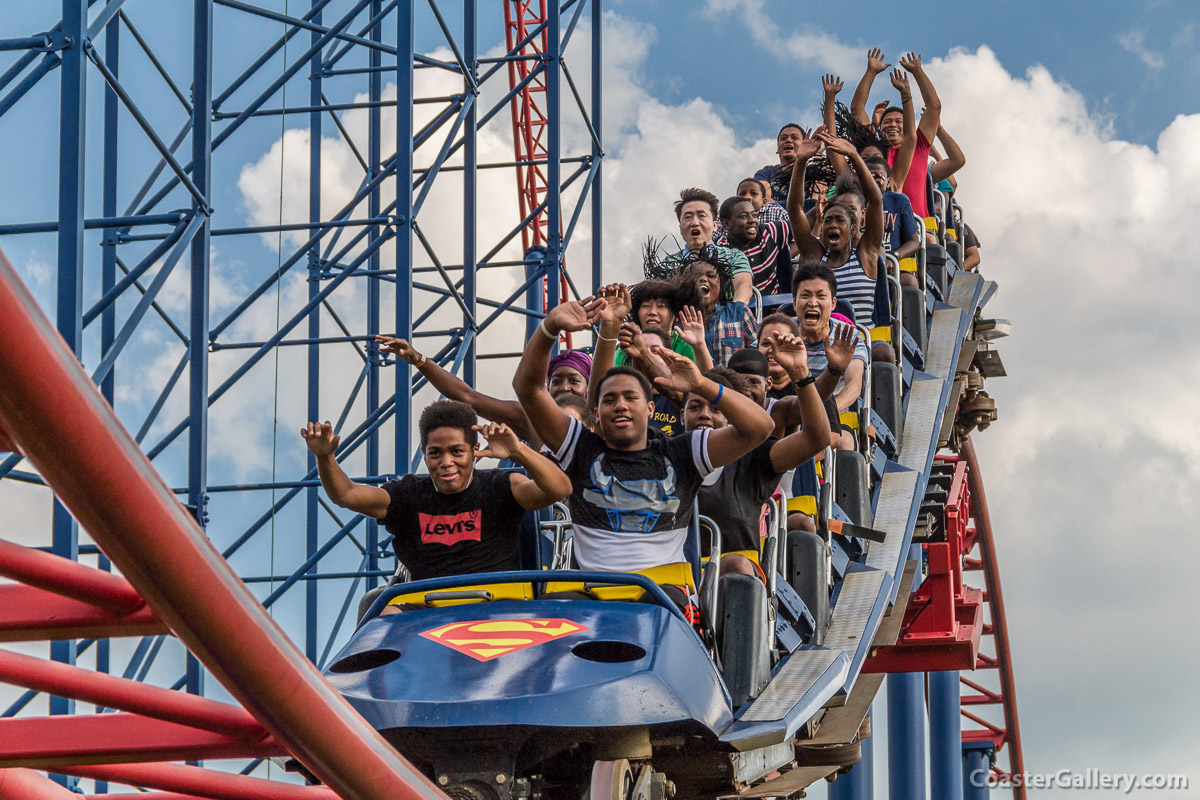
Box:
<box><xmin>1116</xmin><ymin>28</ymin><xmax>1166</xmax><ymax>71</ymax></box>
<box><xmin>701</xmin><ymin>0</ymin><xmax>862</xmax><ymax>76</ymax></box>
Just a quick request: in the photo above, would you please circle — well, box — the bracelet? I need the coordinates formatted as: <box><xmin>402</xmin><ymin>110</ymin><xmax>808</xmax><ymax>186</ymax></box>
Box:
<box><xmin>827</xmin><ymin>366</ymin><xmax>845</xmax><ymax>376</ymax></box>
<box><xmin>794</xmin><ymin>374</ymin><xmax>816</xmax><ymax>388</ymax></box>
<box><xmin>711</xmin><ymin>383</ymin><xmax>724</xmax><ymax>406</ymax></box>
<box><xmin>537</xmin><ymin>319</ymin><xmax>557</xmax><ymax>340</ymax></box>
<box><xmin>597</xmin><ymin>333</ymin><xmax>619</xmax><ymax>343</ymax></box>
<box><xmin>413</xmin><ymin>355</ymin><xmax>426</xmax><ymax>369</ymax></box>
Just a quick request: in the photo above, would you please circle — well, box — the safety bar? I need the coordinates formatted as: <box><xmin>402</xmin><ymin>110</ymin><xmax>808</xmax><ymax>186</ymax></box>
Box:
<box><xmin>885</xmin><ymin>253</ymin><xmax>904</xmax><ymax>366</ymax></box>
<box><xmin>362</xmin><ymin>570</ymin><xmax>690</xmax><ymax>625</ymax></box>
<box><xmin>699</xmin><ymin>514</ymin><xmax>722</xmax><ymax>649</ymax></box>
<box><xmin>539</xmin><ymin>502</ymin><xmax>573</xmax><ymax>569</ymax></box>
<box><xmin>914</xmin><ymin>211</ymin><xmax>928</xmax><ymax>290</ymax></box>
<box><xmin>751</xmin><ymin>285</ymin><xmax>764</xmax><ymax>326</ymax></box>
<box><xmin>854</xmin><ymin>323</ymin><xmax>874</xmax><ymax>459</ymax></box>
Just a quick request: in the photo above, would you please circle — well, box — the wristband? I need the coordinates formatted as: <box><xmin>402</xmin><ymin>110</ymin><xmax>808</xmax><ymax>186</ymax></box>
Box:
<box><xmin>711</xmin><ymin>383</ymin><xmax>724</xmax><ymax>406</ymax></box>
<box><xmin>794</xmin><ymin>374</ymin><xmax>816</xmax><ymax>388</ymax></box>
<box><xmin>597</xmin><ymin>333</ymin><xmax>619</xmax><ymax>343</ymax></box>
<box><xmin>827</xmin><ymin>366</ymin><xmax>845</xmax><ymax>376</ymax></box>
<box><xmin>413</xmin><ymin>355</ymin><xmax>426</xmax><ymax>369</ymax></box>
<box><xmin>537</xmin><ymin>319</ymin><xmax>557</xmax><ymax>340</ymax></box>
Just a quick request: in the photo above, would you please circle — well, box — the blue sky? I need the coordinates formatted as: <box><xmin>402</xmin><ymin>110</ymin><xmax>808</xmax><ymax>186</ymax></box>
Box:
<box><xmin>613</xmin><ymin>0</ymin><xmax>1200</xmax><ymax>146</ymax></box>
<box><xmin>2</xmin><ymin>1</ymin><xmax>1200</xmax><ymax>795</ymax></box>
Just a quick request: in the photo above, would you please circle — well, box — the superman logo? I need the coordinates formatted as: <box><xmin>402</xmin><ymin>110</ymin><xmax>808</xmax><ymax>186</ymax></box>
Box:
<box><xmin>419</xmin><ymin>618</ymin><xmax>589</xmax><ymax>661</ymax></box>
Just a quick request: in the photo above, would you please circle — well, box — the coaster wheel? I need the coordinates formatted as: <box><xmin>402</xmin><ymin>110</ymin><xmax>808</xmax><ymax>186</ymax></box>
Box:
<box><xmin>589</xmin><ymin>759</ymin><xmax>634</xmax><ymax>800</ymax></box>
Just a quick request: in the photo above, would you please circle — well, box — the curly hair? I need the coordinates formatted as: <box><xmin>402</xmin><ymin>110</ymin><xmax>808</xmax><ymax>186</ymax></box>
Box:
<box><xmin>642</xmin><ymin>237</ymin><xmax>737</xmax><ymax>304</ymax></box>
<box><xmin>418</xmin><ymin>399</ymin><xmax>478</xmax><ymax>448</ymax></box>
<box><xmin>834</xmin><ymin>101</ymin><xmax>891</xmax><ymax>156</ymax></box>
<box><xmin>629</xmin><ymin>279</ymin><xmax>682</xmax><ymax>323</ymax></box>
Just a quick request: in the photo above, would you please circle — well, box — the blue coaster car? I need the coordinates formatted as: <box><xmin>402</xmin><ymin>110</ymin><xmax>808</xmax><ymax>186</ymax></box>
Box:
<box><xmin>322</xmin><ymin>550</ymin><xmax>880</xmax><ymax>800</ymax></box>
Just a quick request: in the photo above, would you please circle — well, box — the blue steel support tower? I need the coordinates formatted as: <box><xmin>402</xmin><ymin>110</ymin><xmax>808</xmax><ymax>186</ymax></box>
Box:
<box><xmin>0</xmin><ymin>0</ymin><xmax>602</xmax><ymax>780</ymax></box>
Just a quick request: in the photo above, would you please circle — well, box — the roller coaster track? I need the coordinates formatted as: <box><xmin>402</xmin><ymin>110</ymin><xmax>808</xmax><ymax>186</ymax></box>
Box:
<box><xmin>504</xmin><ymin>0</ymin><xmax>573</xmax><ymax>338</ymax></box>
<box><xmin>0</xmin><ymin>248</ymin><xmax>446</xmax><ymax>800</ymax></box>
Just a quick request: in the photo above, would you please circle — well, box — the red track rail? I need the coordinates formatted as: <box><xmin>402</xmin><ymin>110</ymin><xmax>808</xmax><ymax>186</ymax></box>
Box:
<box><xmin>504</xmin><ymin>0</ymin><xmax>572</xmax><ymax>343</ymax></box>
<box><xmin>959</xmin><ymin>436</ymin><xmax>1026</xmax><ymax>800</ymax></box>
<box><xmin>0</xmin><ymin>249</ymin><xmax>447</xmax><ymax>799</ymax></box>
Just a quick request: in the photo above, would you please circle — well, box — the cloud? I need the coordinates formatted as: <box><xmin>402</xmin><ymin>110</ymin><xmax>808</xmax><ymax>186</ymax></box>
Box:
<box><xmin>700</xmin><ymin>0</ymin><xmax>862</xmax><ymax>76</ymax></box>
<box><xmin>1116</xmin><ymin>28</ymin><xmax>1166</xmax><ymax>71</ymax></box>
<box><xmin>910</xmin><ymin>45</ymin><xmax>1200</xmax><ymax>788</ymax></box>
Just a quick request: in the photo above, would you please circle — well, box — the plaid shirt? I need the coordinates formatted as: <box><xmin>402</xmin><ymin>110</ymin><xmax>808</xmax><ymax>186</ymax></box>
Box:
<box><xmin>705</xmin><ymin>301</ymin><xmax>759</xmax><ymax>368</ymax></box>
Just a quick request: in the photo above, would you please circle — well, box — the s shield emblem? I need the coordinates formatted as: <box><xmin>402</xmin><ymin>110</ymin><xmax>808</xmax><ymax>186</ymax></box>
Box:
<box><xmin>420</xmin><ymin>618</ymin><xmax>588</xmax><ymax>661</ymax></box>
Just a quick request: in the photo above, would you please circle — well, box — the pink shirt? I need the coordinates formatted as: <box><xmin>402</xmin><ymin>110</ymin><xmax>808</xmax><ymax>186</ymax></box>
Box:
<box><xmin>889</xmin><ymin>129</ymin><xmax>933</xmax><ymax>217</ymax></box>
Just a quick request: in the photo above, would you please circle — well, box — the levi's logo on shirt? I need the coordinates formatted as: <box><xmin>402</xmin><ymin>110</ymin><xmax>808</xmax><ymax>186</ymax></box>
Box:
<box><xmin>419</xmin><ymin>510</ymin><xmax>481</xmax><ymax>545</ymax></box>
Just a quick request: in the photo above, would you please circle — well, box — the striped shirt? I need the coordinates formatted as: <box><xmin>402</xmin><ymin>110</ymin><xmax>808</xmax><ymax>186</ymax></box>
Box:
<box><xmin>822</xmin><ymin>249</ymin><xmax>875</xmax><ymax>328</ymax></box>
<box><xmin>806</xmin><ymin>319</ymin><xmax>869</xmax><ymax>401</ymax></box>
<box><xmin>717</xmin><ymin>218</ymin><xmax>792</xmax><ymax>294</ymax></box>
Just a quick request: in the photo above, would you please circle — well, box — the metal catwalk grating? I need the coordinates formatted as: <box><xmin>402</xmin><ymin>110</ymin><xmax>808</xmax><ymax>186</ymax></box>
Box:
<box><xmin>866</xmin><ymin>469</ymin><xmax>919</xmax><ymax>572</ymax></box>
<box><xmin>740</xmin><ymin>649</ymin><xmax>843</xmax><ymax>722</ymax></box>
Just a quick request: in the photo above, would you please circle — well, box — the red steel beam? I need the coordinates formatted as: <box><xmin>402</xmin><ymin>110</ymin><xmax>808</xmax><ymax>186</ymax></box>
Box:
<box><xmin>0</xmin><ymin>712</ymin><xmax>283</xmax><ymax>768</ymax></box>
<box><xmin>961</xmin><ymin>436</ymin><xmax>1026</xmax><ymax>799</ymax></box>
<box><xmin>0</xmin><ymin>648</ymin><xmax>268</xmax><ymax>740</ymax></box>
<box><xmin>0</xmin><ymin>768</ymin><xmax>80</xmax><ymax>800</ymax></box>
<box><xmin>0</xmin><ymin>256</ymin><xmax>446</xmax><ymax>799</ymax></box>
<box><xmin>0</xmin><ymin>584</ymin><xmax>167</xmax><ymax>642</ymax></box>
<box><xmin>57</xmin><ymin>763</ymin><xmax>338</xmax><ymax>800</ymax></box>
<box><xmin>0</xmin><ymin>539</ymin><xmax>145</xmax><ymax>615</ymax></box>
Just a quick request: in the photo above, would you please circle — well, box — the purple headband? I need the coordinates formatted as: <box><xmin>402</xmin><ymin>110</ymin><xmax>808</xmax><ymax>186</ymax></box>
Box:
<box><xmin>547</xmin><ymin>350</ymin><xmax>592</xmax><ymax>382</ymax></box>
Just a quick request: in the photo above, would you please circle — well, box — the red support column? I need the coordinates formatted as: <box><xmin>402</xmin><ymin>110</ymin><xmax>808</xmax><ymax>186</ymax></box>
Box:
<box><xmin>0</xmin><ymin>713</ymin><xmax>282</xmax><ymax>768</ymax></box>
<box><xmin>0</xmin><ymin>769</ymin><xmax>79</xmax><ymax>800</ymax></box>
<box><xmin>56</xmin><ymin>762</ymin><xmax>339</xmax><ymax>800</ymax></box>
<box><xmin>0</xmin><ymin>649</ymin><xmax>267</xmax><ymax>740</ymax></box>
<box><xmin>0</xmin><ymin>539</ymin><xmax>146</xmax><ymax>615</ymax></box>
<box><xmin>0</xmin><ymin>585</ymin><xmax>166</xmax><ymax>642</ymax></box>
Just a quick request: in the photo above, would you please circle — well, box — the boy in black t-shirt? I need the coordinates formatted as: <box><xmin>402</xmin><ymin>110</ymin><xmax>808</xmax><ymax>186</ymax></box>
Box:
<box><xmin>300</xmin><ymin>400</ymin><xmax>571</xmax><ymax>583</ymax></box>
<box><xmin>684</xmin><ymin>332</ymin><xmax>830</xmax><ymax>579</ymax></box>
<box><xmin>513</xmin><ymin>296</ymin><xmax>775</xmax><ymax>575</ymax></box>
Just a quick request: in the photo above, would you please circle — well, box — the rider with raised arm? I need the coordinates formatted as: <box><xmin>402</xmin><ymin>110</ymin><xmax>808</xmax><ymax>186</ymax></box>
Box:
<box><xmin>850</xmin><ymin>49</ymin><xmax>941</xmax><ymax>217</ymax></box>
<box><xmin>374</xmin><ymin>335</ymin><xmax>589</xmax><ymax>447</ymax></box>
<box><xmin>685</xmin><ymin>331</ymin><xmax>831</xmax><ymax>578</ymax></box>
<box><xmin>300</xmin><ymin>400</ymin><xmax>571</xmax><ymax>581</ymax></box>
<box><xmin>513</xmin><ymin>297</ymin><xmax>774</xmax><ymax>578</ymax></box>
<box><xmin>786</xmin><ymin>129</ymin><xmax>885</xmax><ymax>333</ymax></box>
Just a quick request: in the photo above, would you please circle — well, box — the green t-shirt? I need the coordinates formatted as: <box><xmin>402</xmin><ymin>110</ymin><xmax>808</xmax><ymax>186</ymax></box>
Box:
<box><xmin>614</xmin><ymin>330</ymin><xmax>696</xmax><ymax>367</ymax></box>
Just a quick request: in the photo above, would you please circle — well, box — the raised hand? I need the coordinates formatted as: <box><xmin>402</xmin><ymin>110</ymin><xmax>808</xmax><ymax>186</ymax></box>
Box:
<box><xmin>300</xmin><ymin>420</ymin><xmax>340</xmax><ymax>457</ymax></box>
<box><xmin>675</xmin><ymin>305</ymin><xmax>706</xmax><ymax>349</ymax></box>
<box><xmin>815</xmin><ymin>130</ymin><xmax>857</xmax><ymax>159</ymax></box>
<box><xmin>866</xmin><ymin>47</ymin><xmax>890</xmax><ymax>75</ymax></box>
<box><xmin>474</xmin><ymin>422</ymin><xmax>518</xmax><ymax>461</ymax></box>
<box><xmin>872</xmin><ymin>99</ymin><xmax>891</xmax><ymax>127</ymax></box>
<box><xmin>825</xmin><ymin>324</ymin><xmax>857</xmax><ymax>375</ymax></box>
<box><xmin>796</xmin><ymin>126</ymin><xmax>826</xmax><ymax>161</ymax></box>
<box><xmin>618</xmin><ymin>321</ymin><xmax>646</xmax><ymax>361</ymax></box>
<box><xmin>822</xmin><ymin>73</ymin><xmax>844</xmax><ymax>95</ymax></box>
<box><xmin>763</xmin><ymin>331</ymin><xmax>809</xmax><ymax>379</ymax></box>
<box><xmin>651</xmin><ymin>345</ymin><xmax>704</xmax><ymax>396</ymax></box>
<box><xmin>889</xmin><ymin>68</ymin><xmax>910</xmax><ymax>96</ymax></box>
<box><xmin>544</xmin><ymin>295</ymin><xmax>606</xmax><ymax>335</ymax></box>
<box><xmin>597</xmin><ymin>282</ymin><xmax>631</xmax><ymax>325</ymax></box>
<box><xmin>374</xmin><ymin>335</ymin><xmax>422</xmax><ymax>366</ymax></box>
<box><xmin>898</xmin><ymin>52</ymin><xmax>923</xmax><ymax>73</ymax></box>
